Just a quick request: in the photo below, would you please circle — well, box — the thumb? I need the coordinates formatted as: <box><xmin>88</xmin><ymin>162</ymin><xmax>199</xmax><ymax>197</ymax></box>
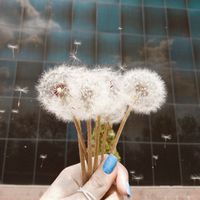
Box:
<box><xmin>65</xmin><ymin>154</ymin><xmax>118</xmax><ymax>200</ymax></box>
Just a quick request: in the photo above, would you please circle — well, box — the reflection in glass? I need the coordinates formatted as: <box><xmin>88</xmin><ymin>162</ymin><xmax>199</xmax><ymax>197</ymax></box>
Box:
<box><xmin>46</xmin><ymin>31</ymin><xmax>71</xmax><ymax>62</ymax></box>
<box><xmin>0</xmin><ymin>98</ymin><xmax>12</xmax><ymax>138</ymax></box>
<box><xmin>121</xmin><ymin>0</ymin><xmax>141</xmax><ymax>5</ymax></box>
<box><xmin>0</xmin><ymin>61</ymin><xmax>16</xmax><ymax>96</ymax></box>
<box><xmin>165</xmin><ymin>0</ymin><xmax>186</xmax><ymax>9</ymax></box>
<box><xmin>14</xmin><ymin>62</ymin><xmax>43</xmax><ymax>98</ymax></box>
<box><xmin>121</xmin><ymin>5</ymin><xmax>143</xmax><ymax>35</ymax></box>
<box><xmin>143</xmin><ymin>0</ymin><xmax>164</xmax><ymax>7</ymax></box>
<box><xmin>188</xmin><ymin>0</ymin><xmax>200</xmax><ymax>9</ymax></box>
<box><xmin>0</xmin><ymin>140</ymin><xmax>5</xmax><ymax>183</ymax></box>
<box><xmin>35</xmin><ymin>141</ymin><xmax>65</xmax><ymax>184</ymax></box>
<box><xmin>124</xmin><ymin>143</ymin><xmax>153</xmax><ymax>185</ymax></box>
<box><xmin>170</xmin><ymin>37</ymin><xmax>194</xmax><ymax>70</ymax></box>
<box><xmin>3</xmin><ymin>140</ymin><xmax>35</xmax><ymax>184</ymax></box>
<box><xmin>144</xmin><ymin>7</ymin><xmax>166</xmax><ymax>36</ymax></box>
<box><xmin>153</xmin><ymin>144</ymin><xmax>181</xmax><ymax>185</ymax></box>
<box><xmin>39</xmin><ymin>110</ymin><xmax>67</xmax><ymax>139</ymax></box>
<box><xmin>97</xmin><ymin>4</ymin><xmax>120</xmax><ymax>33</ymax></box>
<box><xmin>18</xmin><ymin>28</ymin><xmax>45</xmax><ymax>61</ymax></box>
<box><xmin>180</xmin><ymin>145</ymin><xmax>200</xmax><ymax>185</ymax></box>
<box><xmin>66</xmin><ymin>141</ymin><xmax>79</xmax><ymax>166</ymax></box>
<box><xmin>151</xmin><ymin>104</ymin><xmax>177</xmax><ymax>142</ymax></box>
<box><xmin>0</xmin><ymin>27</ymin><xmax>19</xmax><ymax>59</ymax></box>
<box><xmin>122</xmin><ymin>34</ymin><xmax>145</xmax><ymax>66</ymax></box>
<box><xmin>73</xmin><ymin>1</ymin><xmax>95</xmax><ymax>31</ymax></box>
<box><xmin>193</xmin><ymin>38</ymin><xmax>200</xmax><ymax>70</ymax></box>
<box><xmin>49</xmin><ymin>0</ymin><xmax>71</xmax><ymax>31</ymax></box>
<box><xmin>176</xmin><ymin>105</ymin><xmax>200</xmax><ymax>143</ymax></box>
<box><xmin>71</xmin><ymin>31</ymin><xmax>95</xmax><ymax>65</ymax></box>
<box><xmin>167</xmin><ymin>9</ymin><xmax>189</xmax><ymax>37</ymax></box>
<box><xmin>8</xmin><ymin>99</ymin><xmax>39</xmax><ymax>138</ymax></box>
<box><xmin>123</xmin><ymin>113</ymin><xmax>150</xmax><ymax>142</ymax></box>
<box><xmin>0</xmin><ymin>0</ymin><xmax>21</xmax><ymax>27</ymax></box>
<box><xmin>97</xmin><ymin>33</ymin><xmax>120</xmax><ymax>65</ymax></box>
<box><xmin>173</xmin><ymin>70</ymin><xmax>198</xmax><ymax>104</ymax></box>
<box><xmin>189</xmin><ymin>10</ymin><xmax>200</xmax><ymax>38</ymax></box>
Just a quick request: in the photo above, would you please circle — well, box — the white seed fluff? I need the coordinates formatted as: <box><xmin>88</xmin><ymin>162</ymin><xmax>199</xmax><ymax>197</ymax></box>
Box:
<box><xmin>123</xmin><ymin>68</ymin><xmax>167</xmax><ymax>114</ymax></box>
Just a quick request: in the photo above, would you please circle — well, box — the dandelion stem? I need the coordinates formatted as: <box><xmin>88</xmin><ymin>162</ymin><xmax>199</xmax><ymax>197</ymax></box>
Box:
<box><xmin>101</xmin><ymin>123</ymin><xmax>109</xmax><ymax>162</ymax></box>
<box><xmin>111</xmin><ymin>106</ymin><xmax>132</xmax><ymax>153</ymax></box>
<box><xmin>73</xmin><ymin>117</ymin><xmax>87</xmax><ymax>158</ymax></box>
<box><xmin>78</xmin><ymin>133</ymin><xmax>87</xmax><ymax>184</ymax></box>
<box><xmin>87</xmin><ymin>119</ymin><xmax>92</xmax><ymax>178</ymax></box>
<box><xmin>93</xmin><ymin>116</ymin><xmax>101</xmax><ymax>172</ymax></box>
<box><xmin>17</xmin><ymin>91</ymin><xmax>22</xmax><ymax>107</ymax></box>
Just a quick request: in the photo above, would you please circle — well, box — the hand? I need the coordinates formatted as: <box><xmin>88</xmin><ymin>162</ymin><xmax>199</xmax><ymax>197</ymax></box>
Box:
<box><xmin>40</xmin><ymin>154</ymin><xmax>131</xmax><ymax>200</ymax></box>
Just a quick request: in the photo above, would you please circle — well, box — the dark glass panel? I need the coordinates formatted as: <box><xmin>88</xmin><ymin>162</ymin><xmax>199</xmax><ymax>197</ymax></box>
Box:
<box><xmin>35</xmin><ymin>141</ymin><xmax>65</xmax><ymax>184</ymax></box>
<box><xmin>153</xmin><ymin>144</ymin><xmax>181</xmax><ymax>185</ymax></box>
<box><xmin>3</xmin><ymin>140</ymin><xmax>35</xmax><ymax>184</ymax></box>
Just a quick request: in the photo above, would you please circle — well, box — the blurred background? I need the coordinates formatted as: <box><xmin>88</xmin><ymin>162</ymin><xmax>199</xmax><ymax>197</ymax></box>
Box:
<box><xmin>0</xmin><ymin>0</ymin><xmax>200</xmax><ymax>186</ymax></box>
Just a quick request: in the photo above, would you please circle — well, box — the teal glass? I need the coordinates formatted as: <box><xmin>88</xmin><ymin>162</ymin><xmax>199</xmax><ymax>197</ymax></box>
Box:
<box><xmin>170</xmin><ymin>37</ymin><xmax>194</xmax><ymax>70</ymax></box>
<box><xmin>143</xmin><ymin>0</ymin><xmax>164</xmax><ymax>7</ymax></box>
<box><xmin>121</xmin><ymin>5</ymin><xmax>143</xmax><ymax>34</ymax></box>
<box><xmin>189</xmin><ymin>10</ymin><xmax>200</xmax><ymax>38</ymax></box>
<box><xmin>145</xmin><ymin>7</ymin><xmax>166</xmax><ymax>36</ymax></box>
<box><xmin>97</xmin><ymin>4</ymin><xmax>120</xmax><ymax>33</ymax></box>
<box><xmin>122</xmin><ymin>34</ymin><xmax>145</xmax><ymax>65</ymax></box>
<box><xmin>0</xmin><ymin>61</ymin><xmax>16</xmax><ymax>96</ymax></box>
<box><xmin>192</xmin><ymin>38</ymin><xmax>200</xmax><ymax>70</ymax></box>
<box><xmin>166</xmin><ymin>0</ymin><xmax>186</xmax><ymax>9</ymax></box>
<box><xmin>97</xmin><ymin>33</ymin><xmax>120</xmax><ymax>65</ymax></box>
<box><xmin>188</xmin><ymin>0</ymin><xmax>200</xmax><ymax>9</ymax></box>
<box><xmin>73</xmin><ymin>1</ymin><xmax>96</xmax><ymax>31</ymax></box>
<box><xmin>46</xmin><ymin>31</ymin><xmax>71</xmax><ymax>62</ymax></box>
<box><xmin>121</xmin><ymin>0</ymin><xmax>141</xmax><ymax>5</ymax></box>
<box><xmin>167</xmin><ymin>9</ymin><xmax>189</xmax><ymax>37</ymax></box>
<box><xmin>50</xmin><ymin>0</ymin><xmax>72</xmax><ymax>31</ymax></box>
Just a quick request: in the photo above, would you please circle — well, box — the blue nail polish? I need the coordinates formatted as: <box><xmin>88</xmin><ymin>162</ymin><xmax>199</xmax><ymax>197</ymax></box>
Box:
<box><xmin>102</xmin><ymin>154</ymin><xmax>118</xmax><ymax>174</ymax></box>
<box><xmin>126</xmin><ymin>182</ymin><xmax>132</xmax><ymax>198</ymax></box>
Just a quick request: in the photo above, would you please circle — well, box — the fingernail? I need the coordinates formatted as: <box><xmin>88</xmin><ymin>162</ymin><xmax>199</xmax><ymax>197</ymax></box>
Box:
<box><xmin>126</xmin><ymin>182</ymin><xmax>132</xmax><ymax>198</ymax></box>
<box><xmin>102</xmin><ymin>154</ymin><xmax>118</xmax><ymax>174</ymax></box>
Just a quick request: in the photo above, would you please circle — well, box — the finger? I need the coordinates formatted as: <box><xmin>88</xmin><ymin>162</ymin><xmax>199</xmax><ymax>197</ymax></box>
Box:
<box><xmin>104</xmin><ymin>185</ymin><xmax>124</xmax><ymax>200</ymax></box>
<box><xmin>65</xmin><ymin>154</ymin><xmax>118</xmax><ymax>200</ymax></box>
<box><xmin>116</xmin><ymin>163</ymin><xmax>132</xmax><ymax>198</ymax></box>
<box><xmin>40</xmin><ymin>163</ymin><xmax>82</xmax><ymax>200</ymax></box>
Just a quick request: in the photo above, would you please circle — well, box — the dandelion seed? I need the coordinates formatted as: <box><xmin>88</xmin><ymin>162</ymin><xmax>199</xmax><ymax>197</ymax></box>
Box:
<box><xmin>118</xmin><ymin>27</ymin><xmax>123</xmax><ymax>30</ymax></box>
<box><xmin>190</xmin><ymin>174</ymin><xmax>200</xmax><ymax>185</ymax></box>
<box><xmin>39</xmin><ymin>154</ymin><xmax>48</xmax><ymax>168</ymax></box>
<box><xmin>74</xmin><ymin>40</ymin><xmax>82</xmax><ymax>46</ymax></box>
<box><xmin>7</xmin><ymin>44</ymin><xmax>19</xmax><ymax>58</ymax></box>
<box><xmin>152</xmin><ymin>154</ymin><xmax>159</xmax><ymax>168</ymax></box>
<box><xmin>69</xmin><ymin>52</ymin><xmax>81</xmax><ymax>63</ymax></box>
<box><xmin>14</xmin><ymin>86</ymin><xmax>29</xmax><ymax>107</ymax></box>
<box><xmin>118</xmin><ymin>64</ymin><xmax>127</xmax><ymax>72</ymax></box>
<box><xmin>161</xmin><ymin>134</ymin><xmax>172</xmax><ymax>148</ymax></box>
<box><xmin>132</xmin><ymin>174</ymin><xmax>144</xmax><ymax>185</ymax></box>
<box><xmin>12</xmin><ymin>109</ymin><xmax>19</xmax><ymax>114</ymax></box>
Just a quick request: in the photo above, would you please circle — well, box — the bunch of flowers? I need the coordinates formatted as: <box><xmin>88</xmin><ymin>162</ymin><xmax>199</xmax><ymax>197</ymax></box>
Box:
<box><xmin>37</xmin><ymin>64</ymin><xmax>166</xmax><ymax>183</ymax></box>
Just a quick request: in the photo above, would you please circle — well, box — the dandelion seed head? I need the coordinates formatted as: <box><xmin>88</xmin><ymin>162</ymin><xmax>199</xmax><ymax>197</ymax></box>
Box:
<box><xmin>36</xmin><ymin>64</ymin><xmax>87</xmax><ymax>122</ymax></box>
<box><xmin>123</xmin><ymin>68</ymin><xmax>167</xmax><ymax>114</ymax></box>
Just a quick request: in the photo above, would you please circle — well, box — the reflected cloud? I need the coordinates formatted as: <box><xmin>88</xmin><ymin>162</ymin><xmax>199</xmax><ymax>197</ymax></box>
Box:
<box><xmin>0</xmin><ymin>0</ymin><xmax>61</xmax><ymax>48</ymax></box>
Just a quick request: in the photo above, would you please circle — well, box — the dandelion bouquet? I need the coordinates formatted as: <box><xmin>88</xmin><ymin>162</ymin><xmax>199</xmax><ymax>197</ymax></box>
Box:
<box><xmin>36</xmin><ymin>64</ymin><xmax>166</xmax><ymax>183</ymax></box>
